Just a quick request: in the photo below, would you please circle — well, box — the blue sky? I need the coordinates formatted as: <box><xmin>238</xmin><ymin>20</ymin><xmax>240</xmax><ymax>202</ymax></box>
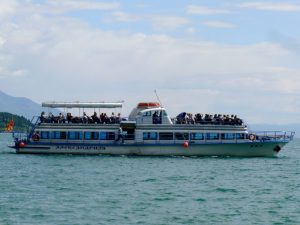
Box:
<box><xmin>0</xmin><ymin>0</ymin><xmax>300</xmax><ymax>124</ymax></box>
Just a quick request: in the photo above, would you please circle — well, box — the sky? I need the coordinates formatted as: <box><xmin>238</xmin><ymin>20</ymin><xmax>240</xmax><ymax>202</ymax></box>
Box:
<box><xmin>0</xmin><ymin>0</ymin><xmax>300</xmax><ymax>124</ymax></box>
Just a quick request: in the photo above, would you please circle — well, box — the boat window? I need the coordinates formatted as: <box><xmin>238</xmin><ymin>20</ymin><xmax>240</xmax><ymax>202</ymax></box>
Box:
<box><xmin>100</xmin><ymin>132</ymin><xmax>115</xmax><ymax>140</ymax></box>
<box><xmin>84</xmin><ymin>132</ymin><xmax>91</xmax><ymax>140</ymax></box>
<box><xmin>41</xmin><ymin>131</ymin><xmax>49</xmax><ymax>139</ymax></box>
<box><xmin>162</xmin><ymin>110</ymin><xmax>168</xmax><ymax>116</ymax></box>
<box><xmin>143</xmin><ymin>132</ymin><xmax>158</xmax><ymax>140</ymax></box>
<box><xmin>60</xmin><ymin>132</ymin><xmax>67</xmax><ymax>139</ymax></box>
<box><xmin>143</xmin><ymin>111</ymin><xmax>152</xmax><ymax>117</ymax></box>
<box><xmin>51</xmin><ymin>131</ymin><xmax>61</xmax><ymax>139</ymax></box>
<box><xmin>190</xmin><ymin>133</ymin><xmax>204</xmax><ymax>140</ymax></box>
<box><xmin>68</xmin><ymin>131</ymin><xmax>83</xmax><ymax>140</ymax></box>
<box><xmin>91</xmin><ymin>132</ymin><xmax>99</xmax><ymax>140</ymax></box>
<box><xmin>236</xmin><ymin>133</ymin><xmax>245</xmax><ymax>139</ymax></box>
<box><xmin>84</xmin><ymin>132</ymin><xmax>99</xmax><ymax>140</ymax></box>
<box><xmin>221</xmin><ymin>133</ymin><xmax>235</xmax><ymax>140</ymax></box>
<box><xmin>175</xmin><ymin>132</ymin><xmax>189</xmax><ymax>140</ymax></box>
<box><xmin>159</xmin><ymin>132</ymin><xmax>173</xmax><ymax>140</ymax></box>
<box><xmin>108</xmin><ymin>132</ymin><xmax>115</xmax><ymax>140</ymax></box>
<box><xmin>206</xmin><ymin>133</ymin><xmax>220</xmax><ymax>140</ymax></box>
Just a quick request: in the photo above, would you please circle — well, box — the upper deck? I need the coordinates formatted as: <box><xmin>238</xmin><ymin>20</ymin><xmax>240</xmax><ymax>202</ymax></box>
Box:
<box><xmin>36</xmin><ymin>101</ymin><xmax>247</xmax><ymax>132</ymax></box>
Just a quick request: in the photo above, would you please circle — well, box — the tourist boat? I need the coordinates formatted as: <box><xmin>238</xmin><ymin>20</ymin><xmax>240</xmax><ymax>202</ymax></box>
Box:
<box><xmin>11</xmin><ymin>101</ymin><xmax>294</xmax><ymax>156</ymax></box>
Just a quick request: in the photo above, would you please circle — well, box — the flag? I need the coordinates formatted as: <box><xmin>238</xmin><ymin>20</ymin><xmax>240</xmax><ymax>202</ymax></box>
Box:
<box><xmin>5</xmin><ymin>119</ymin><xmax>14</xmax><ymax>132</ymax></box>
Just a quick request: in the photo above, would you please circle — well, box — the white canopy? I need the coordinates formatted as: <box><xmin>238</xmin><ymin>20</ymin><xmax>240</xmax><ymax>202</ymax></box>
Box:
<box><xmin>42</xmin><ymin>101</ymin><xmax>123</xmax><ymax>108</ymax></box>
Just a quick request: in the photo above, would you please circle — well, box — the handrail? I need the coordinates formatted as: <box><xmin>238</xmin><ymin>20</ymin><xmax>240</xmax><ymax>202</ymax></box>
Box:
<box><xmin>171</xmin><ymin>118</ymin><xmax>245</xmax><ymax>126</ymax></box>
<box><xmin>27</xmin><ymin>116</ymin><xmax>40</xmax><ymax>139</ymax></box>
<box><xmin>250</xmin><ymin>131</ymin><xmax>295</xmax><ymax>142</ymax></box>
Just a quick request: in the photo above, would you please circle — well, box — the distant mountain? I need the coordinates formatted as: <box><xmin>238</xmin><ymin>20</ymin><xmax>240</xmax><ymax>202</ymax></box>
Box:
<box><xmin>0</xmin><ymin>90</ymin><xmax>58</xmax><ymax>120</ymax></box>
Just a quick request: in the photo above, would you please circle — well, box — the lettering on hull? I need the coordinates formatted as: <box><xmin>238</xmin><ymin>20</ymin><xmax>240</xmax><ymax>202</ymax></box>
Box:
<box><xmin>55</xmin><ymin>146</ymin><xmax>106</xmax><ymax>150</ymax></box>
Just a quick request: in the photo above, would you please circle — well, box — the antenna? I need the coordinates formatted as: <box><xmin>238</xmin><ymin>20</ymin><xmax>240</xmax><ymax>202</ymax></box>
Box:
<box><xmin>154</xmin><ymin>90</ymin><xmax>163</xmax><ymax>107</ymax></box>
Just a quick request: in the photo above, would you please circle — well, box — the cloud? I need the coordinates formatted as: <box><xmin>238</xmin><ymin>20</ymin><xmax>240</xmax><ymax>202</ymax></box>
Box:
<box><xmin>111</xmin><ymin>11</ymin><xmax>140</xmax><ymax>22</ymax></box>
<box><xmin>47</xmin><ymin>0</ymin><xmax>120</xmax><ymax>12</ymax></box>
<box><xmin>187</xmin><ymin>5</ymin><xmax>230</xmax><ymax>15</ymax></box>
<box><xmin>268</xmin><ymin>32</ymin><xmax>300</xmax><ymax>55</ymax></box>
<box><xmin>0</xmin><ymin>1</ymin><xmax>300</xmax><ymax>124</ymax></box>
<box><xmin>0</xmin><ymin>36</ymin><xmax>6</xmax><ymax>46</ymax></box>
<box><xmin>239</xmin><ymin>2</ymin><xmax>300</xmax><ymax>12</ymax></box>
<box><xmin>151</xmin><ymin>16</ymin><xmax>189</xmax><ymax>31</ymax></box>
<box><xmin>186</xmin><ymin>27</ymin><xmax>196</xmax><ymax>34</ymax></box>
<box><xmin>0</xmin><ymin>0</ymin><xmax>18</xmax><ymax>17</ymax></box>
<box><xmin>202</xmin><ymin>21</ymin><xmax>236</xmax><ymax>29</ymax></box>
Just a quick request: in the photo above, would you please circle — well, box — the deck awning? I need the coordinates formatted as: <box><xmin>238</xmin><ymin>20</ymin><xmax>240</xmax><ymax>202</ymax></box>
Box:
<box><xmin>42</xmin><ymin>101</ymin><xmax>123</xmax><ymax>108</ymax></box>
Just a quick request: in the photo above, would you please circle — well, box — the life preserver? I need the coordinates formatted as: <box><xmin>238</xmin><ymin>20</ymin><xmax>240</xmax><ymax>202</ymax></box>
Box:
<box><xmin>19</xmin><ymin>142</ymin><xmax>25</xmax><ymax>148</ymax></box>
<box><xmin>182</xmin><ymin>141</ymin><xmax>189</xmax><ymax>148</ymax></box>
<box><xmin>249</xmin><ymin>134</ymin><xmax>256</xmax><ymax>141</ymax></box>
<box><xmin>32</xmin><ymin>133</ymin><xmax>40</xmax><ymax>141</ymax></box>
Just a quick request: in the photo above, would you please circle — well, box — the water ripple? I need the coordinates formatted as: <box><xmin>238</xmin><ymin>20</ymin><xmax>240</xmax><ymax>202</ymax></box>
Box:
<box><xmin>0</xmin><ymin>134</ymin><xmax>300</xmax><ymax>224</ymax></box>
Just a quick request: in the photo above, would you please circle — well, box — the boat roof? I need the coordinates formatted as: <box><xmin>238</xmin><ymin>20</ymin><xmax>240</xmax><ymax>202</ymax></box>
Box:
<box><xmin>42</xmin><ymin>101</ymin><xmax>123</xmax><ymax>109</ymax></box>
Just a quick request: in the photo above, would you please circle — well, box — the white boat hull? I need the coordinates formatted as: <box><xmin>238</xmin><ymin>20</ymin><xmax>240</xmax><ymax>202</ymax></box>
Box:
<box><xmin>15</xmin><ymin>142</ymin><xmax>287</xmax><ymax>157</ymax></box>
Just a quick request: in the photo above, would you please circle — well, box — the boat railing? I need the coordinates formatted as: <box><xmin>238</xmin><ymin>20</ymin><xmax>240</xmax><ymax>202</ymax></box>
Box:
<box><xmin>140</xmin><ymin>131</ymin><xmax>294</xmax><ymax>145</ymax></box>
<box><xmin>27</xmin><ymin>116</ymin><xmax>40</xmax><ymax>138</ymax></box>
<box><xmin>12</xmin><ymin>132</ymin><xmax>28</xmax><ymax>144</ymax></box>
<box><xmin>11</xmin><ymin>116</ymin><xmax>39</xmax><ymax>143</ymax></box>
<box><xmin>251</xmin><ymin>131</ymin><xmax>295</xmax><ymax>142</ymax></box>
<box><xmin>38</xmin><ymin>117</ymin><xmax>123</xmax><ymax>125</ymax></box>
<box><xmin>171</xmin><ymin>118</ymin><xmax>245</xmax><ymax>126</ymax></box>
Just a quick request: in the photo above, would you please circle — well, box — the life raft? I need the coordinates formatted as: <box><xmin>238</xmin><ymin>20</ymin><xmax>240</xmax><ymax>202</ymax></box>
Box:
<box><xmin>32</xmin><ymin>133</ymin><xmax>40</xmax><ymax>141</ymax></box>
<box><xmin>249</xmin><ymin>134</ymin><xmax>256</xmax><ymax>141</ymax></box>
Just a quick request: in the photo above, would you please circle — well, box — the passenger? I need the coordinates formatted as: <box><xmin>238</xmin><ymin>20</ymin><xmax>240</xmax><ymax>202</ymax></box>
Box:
<box><xmin>40</xmin><ymin>111</ymin><xmax>47</xmax><ymax>123</ymax></box>
<box><xmin>115</xmin><ymin>126</ymin><xmax>124</xmax><ymax>143</ymax></box>
<box><xmin>187</xmin><ymin>113</ymin><xmax>194</xmax><ymax>124</ymax></box>
<box><xmin>82</xmin><ymin>112</ymin><xmax>88</xmax><ymax>123</ymax></box>
<box><xmin>153</xmin><ymin>111</ymin><xmax>158</xmax><ymax>124</ymax></box>
<box><xmin>176</xmin><ymin>112</ymin><xmax>186</xmax><ymax>124</ymax></box>
<box><xmin>58</xmin><ymin>113</ymin><xmax>66</xmax><ymax>123</ymax></box>
<box><xmin>116</xmin><ymin>113</ymin><xmax>121</xmax><ymax>123</ymax></box>
<box><xmin>155</xmin><ymin>111</ymin><xmax>162</xmax><ymax>124</ymax></box>
<box><xmin>91</xmin><ymin>112</ymin><xmax>100</xmax><ymax>124</ymax></box>
<box><xmin>67</xmin><ymin>112</ymin><xmax>73</xmax><ymax>123</ymax></box>
<box><xmin>110</xmin><ymin>112</ymin><xmax>116</xmax><ymax>124</ymax></box>
<box><xmin>103</xmin><ymin>113</ymin><xmax>110</xmax><ymax>124</ymax></box>
<box><xmin>47</xmin><ymin>112</ymin><xmax>54</xmax><ymax>123</ymax></box>
<box><xmin>194</xmin><ymin>113</ymin><xmax>203</xmax><ymax>124</ymax></box>
<box><xmin>100</xmin><ymin>113</ymin><xmax>105</xmax><ymax>123</ymax></box>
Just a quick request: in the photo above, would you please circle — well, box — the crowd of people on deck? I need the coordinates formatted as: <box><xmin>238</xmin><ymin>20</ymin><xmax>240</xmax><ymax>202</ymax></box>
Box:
<box><xmin>40</xmin><ymin>111</ymin><xmax>122</xmax><ymax>124</ymax></box>
<box><xmin>39</xmin><ymin>111</ymin><xmax>243</xmax><ymax>126</ymax></box>
<box><xmin>175</xmin><ymin>112</ymin><xmax>243</xmax><ymax>126</ymax></box>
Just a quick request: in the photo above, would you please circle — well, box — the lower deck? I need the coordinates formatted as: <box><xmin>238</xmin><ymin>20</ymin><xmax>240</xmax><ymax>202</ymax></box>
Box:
<box><xmin>14</xmin><ymin>140</ymin><xmax>288</xmax><ymax>157</ymax></box>
<box><xmin>13</xmin><ymin>123</ymin><xmax>294</xmax><ymax>156</ymax></box>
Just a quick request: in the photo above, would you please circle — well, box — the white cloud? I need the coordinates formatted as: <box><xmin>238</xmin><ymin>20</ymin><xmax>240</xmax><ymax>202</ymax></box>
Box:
<box><xmin>0</xmin><ymin>36</ymin><xmax>6</xmax><ymax>46</ymax></box>
<box><xmin>0</xmin><ymin>1</ymin><xmax>300</xmax><ymax>124</ymax></box>
<box><xmin>151</xmin><ymin>16</ymin><xmax>189</xmax><ymax>31</ymax></box>
<box><xmin>0</xmin><ymin>0</ymin><xmax>18</xmax><ymax>17</ymax></box>
<box><xmin>47</xmin><ymin>0</ymin><xmax>120</xmax><ymax>12</ymax></box>
<box><xmin>239</xmin><ymin>2</ymin><xmax>300</xmax><ymax>12</ymax></box>
<box><xmin>111</xmin><ymin>11</ymin><xmax>139</xmax><ymax>22</ymax></box>
<box><xmin>186</xmin><ymin>27</ymin><xmax>196</xmax><ymax>34</ymax></box>
<box><xmin>202</xmin><ymin>21</ymin><xmax>236</xmax><ymax>29</ymax></box>
<box><xmin>12</xmin><ymin>69</ymin><xmax>27</xmax><ymax>77</ymax></box>
<box><xmin>187</xmin><ymin>5</ymin><xmax>230</xmax><ymax>15</ymax></box>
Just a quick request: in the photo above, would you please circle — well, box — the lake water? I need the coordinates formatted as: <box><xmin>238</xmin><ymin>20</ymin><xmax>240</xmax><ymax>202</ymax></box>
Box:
<box><xmin>0</xmin><ymin>133</ymin><xmax>299</xmax><ymax>225</ymax></box>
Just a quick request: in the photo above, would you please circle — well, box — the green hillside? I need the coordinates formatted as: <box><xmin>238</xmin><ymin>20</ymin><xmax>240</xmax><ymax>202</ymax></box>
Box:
<box><xmin>0</xmin><ymin>112</ymin><xmax>32</xmax><ymax>132</ymax></box>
